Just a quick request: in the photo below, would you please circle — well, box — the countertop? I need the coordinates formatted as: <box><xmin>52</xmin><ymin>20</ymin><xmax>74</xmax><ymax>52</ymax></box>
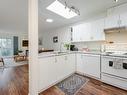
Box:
<box><xmin>38</xmin><ymin>51</ymin><xmax>102</xmax><ymax>58</ymax></box>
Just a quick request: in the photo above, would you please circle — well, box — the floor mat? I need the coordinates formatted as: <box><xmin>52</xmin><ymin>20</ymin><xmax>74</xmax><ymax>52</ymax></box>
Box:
<box><xmin>0</xmin><ymin>57</ymin><xmax>28</xmax><ymax>69</ymax></box>
<box><xmin>56</xmin><ymin>74</ymin><xmax>89</xmax><ymax>95</ymax></box>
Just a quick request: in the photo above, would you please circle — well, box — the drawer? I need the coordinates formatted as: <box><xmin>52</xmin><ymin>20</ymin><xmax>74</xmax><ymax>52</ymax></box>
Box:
<box><xmin>101</xmin><ymin>73</ymin><xmax>127</xmax><ymax>90</ymax></box>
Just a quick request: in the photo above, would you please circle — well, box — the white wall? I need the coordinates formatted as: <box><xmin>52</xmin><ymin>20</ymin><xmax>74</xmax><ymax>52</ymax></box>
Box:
<box><xmin>39</xmin><ymin>26</ymin><xmax>71</xmax><ymax>51</ymax></box>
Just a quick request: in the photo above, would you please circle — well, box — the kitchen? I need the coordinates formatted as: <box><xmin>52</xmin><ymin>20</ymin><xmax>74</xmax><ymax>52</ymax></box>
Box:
<box><xmin>38</xmin><ymin>0</ymin><xmax>127</xmax><ymax>95</ymax></box>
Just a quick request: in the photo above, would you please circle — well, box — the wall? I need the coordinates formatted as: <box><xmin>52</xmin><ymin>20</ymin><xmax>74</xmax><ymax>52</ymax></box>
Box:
<box><xmin>39</xmin><ymin>26</ymin><xmax>71</xmax><ymax>51</ymax></box>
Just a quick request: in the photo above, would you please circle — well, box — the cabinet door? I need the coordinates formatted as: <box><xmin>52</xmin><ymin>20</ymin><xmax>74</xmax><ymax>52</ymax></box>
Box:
<box><xmin>72</xmin><ymin>23</ymin><xmax>91</xmax><ymax>42</ymax></box>
<box><xmin>120</xmin><ymin>12</ymin><xmax>127</xmax><ymax>27</ymax></box>
<box><xmin>38</xmin><ymin>57</ymin><xmax>56</xmax><ymax>91</ymax></box>
<box><xmin>105</xmin><ymin>15</ymin><xmax>120</xmax><ymax>29</ymax></box>
<box><xmin>55</xmin><ymin>55</ymin><xmax>66</xmax><ymax>80</ymax></box>
<box><xmin>82</xmin><ymin>54</ymin><xmax>101</xmax><ymax>79</ymax></box>
<box><xmin>82</xmin><ymin>23</ymin><xmax>91</xmax><ymax>41</ymax></box>
<box><xmin>67</xmin><ymin>54</ymin><xmax>76</xmax><ymax>74</ymax></box>
<box><xmin>72</xmin><ymin>26</ymin><xmax>82</xmax><ymax>42</ymax></box>
<box><xmin>76</xmin><ymin>54</ymin><xmax>84</xmax><ymax>73</ymax></box>
<box><xmin>91</xmin><ymin>19</ymin><xmax>105</xmax><ymax>41</ymax></box>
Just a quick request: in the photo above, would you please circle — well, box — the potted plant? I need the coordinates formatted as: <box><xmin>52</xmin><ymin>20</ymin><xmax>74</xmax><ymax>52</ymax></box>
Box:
<box><xmin>64</xmin><ymin>43</ymin><xmax>70</xmax><ymax>51</ymax></box>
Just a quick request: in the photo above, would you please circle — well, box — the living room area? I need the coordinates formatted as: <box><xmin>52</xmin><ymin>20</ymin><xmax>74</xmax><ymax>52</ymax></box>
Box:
<box><xmin>0</xmin><ymin>0</ymin><xmax>29</xmax><ymax>69</ymax></box>
<box><xmin>0</xmin><ymin>32</ymin><xmax>28</xmax><ymax>68</ymax></box>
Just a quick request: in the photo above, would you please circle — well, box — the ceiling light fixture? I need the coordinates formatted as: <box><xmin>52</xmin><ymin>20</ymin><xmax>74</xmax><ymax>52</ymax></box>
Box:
<box><xmin>46</xmin><ymin>19</ymin><xmax>53</xmax><ymax>23</ymax></box>
<box><xmin>46</xmin><ymin>0</ymin><xmax>80</xmax><ymax>19</ymax></box>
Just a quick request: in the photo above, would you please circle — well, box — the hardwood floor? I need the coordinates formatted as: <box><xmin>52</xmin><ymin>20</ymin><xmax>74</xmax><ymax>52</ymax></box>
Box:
<box><xmin>0</xmin><ymin>65</ymin><xmax>127</xmax><ymax>95</ymax></box>
<box><xmin>40</xmin><ymin>76</ymin><xmax>127</xmax><ymax>95</ymax></box>
<box><xmin>0</xmin><ymin>65</ymin><xmax>28</xmax><ymax>95</ymax></box>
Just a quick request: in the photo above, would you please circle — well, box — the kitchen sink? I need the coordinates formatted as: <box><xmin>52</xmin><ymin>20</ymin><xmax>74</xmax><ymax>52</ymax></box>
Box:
<box><xmin>52</xmin><ymin>51</ymin><xmax>68</xmax><ymax>54</ymax></box>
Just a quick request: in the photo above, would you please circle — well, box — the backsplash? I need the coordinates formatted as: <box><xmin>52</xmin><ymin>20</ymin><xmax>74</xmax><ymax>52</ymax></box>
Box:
<box><xmin>73</xmin><ymin>41</ymin><xmax>104</xmax><ymax>51</ymax></box>
<box><xmin>105</xmin><ymin>30</ymin><xmax>127</xmax><ymax>43</ymax></box>
<box><xmin>104</xmin><ymin>43</ymin><xmax>127</xmax><ymax>52</ymax></box>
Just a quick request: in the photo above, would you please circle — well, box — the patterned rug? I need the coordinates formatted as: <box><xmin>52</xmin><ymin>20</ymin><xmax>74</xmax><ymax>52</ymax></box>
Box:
<box><xmin>0</xmin><ymin>57</ymin><xmax>28</xmax><ymax>69</ymax></box>
<box><xmin>56</xmin><ymin>74</ymin><xmax>89</xmax><ymax>95</ymax></box>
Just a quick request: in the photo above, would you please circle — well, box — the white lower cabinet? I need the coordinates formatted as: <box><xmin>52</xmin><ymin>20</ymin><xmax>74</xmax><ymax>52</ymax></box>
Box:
<box><xmin>38</xmin><ymin>56</ymin><xmax>57</xmax><ymax>91</ymax></box>
<box><xmin>76</xmin><ymin>54</ymin><xmax>101</xmax><ymax>79</ymax></box>
<box><xmin>38</xmin><ymin>54</ymin><xmax>76</xmax><ymax>92</ymax></box>
<box><xmin>76</xmin><ymin>54</ymin><xmax>84</xmax><ymax>73</ymax></box>
<box><xmin>66</xmin><ymin>54</ymin><xmax>76</xmax><ymax>74</ymax></box>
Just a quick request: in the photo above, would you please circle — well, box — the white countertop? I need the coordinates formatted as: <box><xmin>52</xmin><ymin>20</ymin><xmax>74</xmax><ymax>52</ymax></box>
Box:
<box><xmin>38</xmin><ymin>51</ymin><xmax>102</xmax><ymax>58</ymax></box>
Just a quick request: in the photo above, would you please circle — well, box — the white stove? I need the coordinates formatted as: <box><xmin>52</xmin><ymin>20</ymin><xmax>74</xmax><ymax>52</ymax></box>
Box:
<box><xmin>101</xmin><ymin>51</ymin><xmax>127</xmax><ymax>90</ymax></box>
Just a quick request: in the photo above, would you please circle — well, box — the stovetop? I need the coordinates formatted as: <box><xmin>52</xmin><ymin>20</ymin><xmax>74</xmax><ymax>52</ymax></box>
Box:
<box><xmin>102</xmin><ymin>51</ymin><xmax>127</xmax><ymax>58</ymax></box>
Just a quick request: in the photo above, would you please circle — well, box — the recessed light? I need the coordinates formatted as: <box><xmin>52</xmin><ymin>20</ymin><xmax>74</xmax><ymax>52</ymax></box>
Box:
<box><xmin>46</xmin><ymin>0</ymin><xmax>78</xmax><ymax>19</ymax></box>
<box><xmin>46</xmin><ymin>19</ymin><xmax>53</xmax><ymax>23</ymax></box>
<box><xmin>114</xmin><ymin>0</ymin><xmax>118</xmax><ymax>2</ymax></box>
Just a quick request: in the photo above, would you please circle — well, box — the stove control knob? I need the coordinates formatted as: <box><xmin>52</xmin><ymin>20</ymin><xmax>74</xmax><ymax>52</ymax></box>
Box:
<box><xmin>123</xmin><ymin>63</ymin><xmax>127</xmax><ymax>69</ymax></box>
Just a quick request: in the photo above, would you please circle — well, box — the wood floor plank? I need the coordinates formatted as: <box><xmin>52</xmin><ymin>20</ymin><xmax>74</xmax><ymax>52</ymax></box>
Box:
<box><xmin>0</xmin><ymin>65</ymin><xmax>28</xmax><ymax>95</ymax></box>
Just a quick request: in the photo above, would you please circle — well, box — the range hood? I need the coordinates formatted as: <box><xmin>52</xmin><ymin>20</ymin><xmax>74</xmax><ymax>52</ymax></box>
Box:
<box><xmin>104</xmin><ymin>26</ymin><xmax>127</xmax><ymax>33</ymax></box>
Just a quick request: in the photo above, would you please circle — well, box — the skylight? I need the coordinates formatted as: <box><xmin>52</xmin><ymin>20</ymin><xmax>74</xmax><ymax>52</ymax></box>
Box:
<box><xmin>46</xmin><ymin>0</ymin><xmax>78</xmax><ymax>19</ymax></box>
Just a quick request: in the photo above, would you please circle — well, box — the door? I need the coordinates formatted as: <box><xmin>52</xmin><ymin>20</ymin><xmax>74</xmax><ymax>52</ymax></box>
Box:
<box><xmin>0</xmin><ymin>37</ymin><xmax>13</xmax><ymax>57</ymax></box>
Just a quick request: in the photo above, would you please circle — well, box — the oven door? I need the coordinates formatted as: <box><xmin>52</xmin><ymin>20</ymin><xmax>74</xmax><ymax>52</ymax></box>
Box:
<box><xmin>101</xmin><ymin>56</ymin><xmax>127</xmax><ymax>79</ymax></box>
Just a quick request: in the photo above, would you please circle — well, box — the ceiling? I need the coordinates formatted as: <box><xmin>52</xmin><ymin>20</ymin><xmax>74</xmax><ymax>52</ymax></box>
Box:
<box><xmin>0</xmin><ymin>0</ymin><xmax>127</xmax><ymax>33</ymax></box>
<box><xmin>0</xmin><ymin>0</ymin><xmax>28</xmax><ymax>33</ymax></box>
<box><xmin>39</xmin><ymin>0</ymin><xmax>127</xmax><ymax>32</ymax></box>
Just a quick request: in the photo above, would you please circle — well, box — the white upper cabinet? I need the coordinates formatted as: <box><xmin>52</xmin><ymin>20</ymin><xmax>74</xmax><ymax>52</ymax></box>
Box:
<box><xmin>72</xmin><ymin>23</ymin><xmax>91</xmax><ymax>42</ymax></box>
<box><xmin>91</xmin><ymin>18</ymin><xmax>105</xmax><ymax>41</ymax></box>
<box><xmin>72</xmin><ymin>19</ymin><xmax>105</xmax><ymax>42</ymax></box>
<box><xmin>120</xmin><ymin>12</ymin><xmax>127</xmax><ymax>27</ymax></box>
<box><xmin>104</xmin><ymin>15</ymin><xmax>120</xmax><ymax>29</ymax></box>
<box><xmin>105</xmin><ymin>3</ymin><xmax>127</xmax><ymax>29</ymax></box>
